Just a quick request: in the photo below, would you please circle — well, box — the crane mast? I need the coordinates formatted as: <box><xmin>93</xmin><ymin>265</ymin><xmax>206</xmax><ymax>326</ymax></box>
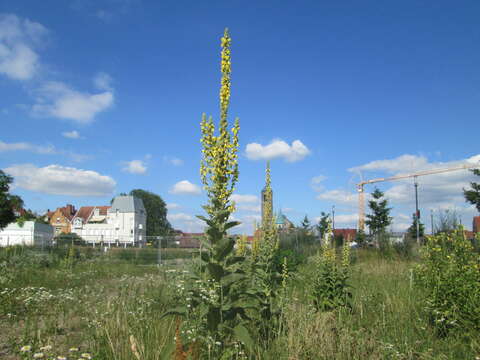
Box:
<box><xmin>357</xmin><ymin>163</ymin><xmax>479</xmax><ymax>232</ymax></box>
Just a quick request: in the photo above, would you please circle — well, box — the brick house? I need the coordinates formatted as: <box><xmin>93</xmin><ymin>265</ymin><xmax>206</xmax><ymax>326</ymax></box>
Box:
<box><xmin>45</xmin><ymin>204</ymin><xmax>76</xmax><ymax>235</ymax></box>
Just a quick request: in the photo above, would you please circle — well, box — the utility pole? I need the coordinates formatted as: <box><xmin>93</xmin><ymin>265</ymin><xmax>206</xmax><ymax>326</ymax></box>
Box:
<box><xmin>414</xmin><ymin>177</ymin><xmax>420</xmax><ymax>245</ymax></box>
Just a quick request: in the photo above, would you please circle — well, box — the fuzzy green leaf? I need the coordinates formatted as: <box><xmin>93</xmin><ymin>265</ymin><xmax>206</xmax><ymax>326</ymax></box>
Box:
<box><xmin>215</xmin><ymin>237</ymin><xmax>235</xmax><ymax>261</ymax></box>
<box><xmin>233</xmin><ymin>323</ymin><xmax>254</xmax><ymax>352</ymax></box>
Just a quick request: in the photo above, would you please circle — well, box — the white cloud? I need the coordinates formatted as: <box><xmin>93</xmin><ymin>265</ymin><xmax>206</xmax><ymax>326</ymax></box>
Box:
<box><xmin>349</xmin><ymin>154</ymin><xmax>430</xmax><ymax>174</ymax></box>
<box><xmin>163</xmin><ymin>156</ymin><xmax>184</xmax><ymax>166</ymax></box>
<box><xmin>167</xmin><ymin>213</ymin><xmax>194</xmax><ymax>221</ymax></box>
<box><xmin>231</xmin><ymin>194</ymin><xmax>260</xmax><ymax>212</ymax></box>
<box><xmin>93</xmin><ymin>72</ymin><xmax>113</xmax><ymax>91</ymax></box>
<box><xmin>32</xmin><ymin>80</ymin><xmax>114</xmax><ymax>124</ymax></box>
<box><xmin>0</xmin><ymin>140</ymin><xmax>55</xmax><ymax>154</ymax></box>
<box><xmin>167</xmin><ymin>212</ymin><xmax>204</xmax><ymax>232</ymax></box>
<box><xmin>245</xmin><ymin>139</ymin><xmax>311</xmax><ymax>162</ymax></box>
<box><xmin>122</xmin><ymin>160</ymin><xmax>147</xmax><ymax>174</ymax></box>
<box><xmin>4</xmin><ymin>163</ymin><xmax>116</xmax><ymax>196</ymax></box>
<box><xmin>231</xmin><ymin>194</ymin><xmax>259</xmax><ymax>204</ymax></box>
<box><xmin>0</xmin><ymin>14</ymin><xmax>47</xmax><ymax>80</ymax></box>
<box><xmin>238</xmin><ymin>204</ymin><xmax>261</xmax><ymax>212</ymax></box>
<box><xmin>169</xmin><ymin>180</ymin><xmax>201</xmax><ymax>195</ymax></box>
<box><xmin>320</xmin><ymin>153</ymin><xmax>480</xmax><ymax>231</ymax></box>
<box><xmin>62</xmin><ymin>130</ymin><xmax>81</xmax><ymax>139</ymax></box>
<box><xmin>0</xmin><ymin>139</ymin><xmax>89</xmax><ymax>162</ymax></box>
<box><xmin>311</xmin><ymin>175</ymin><xmax>327</xmax><ymax>191</ymax></box>
<box><xmin>166</xmin><ymin>203</ymin><xmax>180</xmax><ymax>210</ymax></box>
<box><xmin>316</xmin><ymin>189</ymin><xmax>358</xmax><ymax>205</ymax></box>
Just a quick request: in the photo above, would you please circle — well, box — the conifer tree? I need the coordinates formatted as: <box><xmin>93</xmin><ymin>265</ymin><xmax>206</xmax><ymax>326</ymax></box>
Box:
<box><xmin>316</xmin><ymin>212</ymin><xmax>330</xmax><ymax>240</ymax></box>
<box><xmin>365</xmin><ymin>187</ymin><xmax>392</xmax><ymax>236</ymax></box>
<box><xmin>464</xmin><ymin>169</ymin><xmax>480</xmax><ymax>212</ymax></box>
<box><xmin>301</xmin><ymin>215</ymin><xmax>311</xmax><ymax>231</ymax></box>
<box><xmin>407</xmin><ymin>214</ymin><xmax>425</xmax><ymax>239</ymax></box>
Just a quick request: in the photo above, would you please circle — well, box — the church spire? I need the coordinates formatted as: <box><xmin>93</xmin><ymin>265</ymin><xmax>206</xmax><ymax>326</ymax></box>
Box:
<box><xmin>261</xmin><ymin>161</ymin><xmax>273</xmax><ymax>230</ymax></box>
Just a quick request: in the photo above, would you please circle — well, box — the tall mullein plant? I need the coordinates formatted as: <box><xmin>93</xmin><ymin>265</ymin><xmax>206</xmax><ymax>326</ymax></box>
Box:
<box><xmin>198</xmin><ymin>28</ymin><xmax>241</xmax><ymax>283</ymax></box>
<box><xmin>196</xmin><ymin>29</ymin><xmax>257</xmax><ymax>354</ymax></box>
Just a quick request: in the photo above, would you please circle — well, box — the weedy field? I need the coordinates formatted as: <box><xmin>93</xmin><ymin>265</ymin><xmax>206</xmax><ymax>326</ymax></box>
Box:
<box><xmin>1</xmin><ymin>241</ymin><xmax>479</xmax><ymax>360</ymax></box>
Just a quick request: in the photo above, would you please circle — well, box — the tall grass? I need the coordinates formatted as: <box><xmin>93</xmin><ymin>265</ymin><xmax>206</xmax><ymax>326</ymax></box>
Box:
<box><xmin>1</xmin><ymin>247</ymin><xmax>479</xmax><ymax>359</ymax></box>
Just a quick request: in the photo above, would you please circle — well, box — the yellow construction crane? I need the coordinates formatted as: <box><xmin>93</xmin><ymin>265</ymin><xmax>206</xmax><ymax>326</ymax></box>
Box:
<box><xmin>357</xmin><ymin>163</ymin><xmax>480</xmax><ymax>233</ymax></box>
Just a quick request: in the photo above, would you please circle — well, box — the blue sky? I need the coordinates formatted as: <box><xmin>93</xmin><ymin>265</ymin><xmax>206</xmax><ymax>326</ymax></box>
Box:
<box><xmin>1</xmin><ymin>0</ymin><xmax>479</xmax><ymax>233</ymax></box>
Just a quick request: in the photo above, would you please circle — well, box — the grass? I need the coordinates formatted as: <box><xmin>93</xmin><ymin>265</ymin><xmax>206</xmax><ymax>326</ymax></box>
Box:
<box><xmin>0</xmin><ymin>246</ymin><xmax>479</xmax><ymax>359</ymax></box>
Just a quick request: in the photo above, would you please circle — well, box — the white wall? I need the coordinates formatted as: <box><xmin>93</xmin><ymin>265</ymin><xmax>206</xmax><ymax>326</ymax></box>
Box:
<box><xmin>0</xmin><ymin>222</ymin><xmax>54</xmax><ymax>247</ymax></box>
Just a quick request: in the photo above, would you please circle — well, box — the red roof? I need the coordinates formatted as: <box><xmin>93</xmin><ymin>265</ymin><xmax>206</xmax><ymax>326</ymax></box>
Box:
<box><xmin>74</xmin><ymin>206</ymin><xmax>94</xmax><ymax>223</ymax></box>
<box><xmin>45</xmin><ymin>204</ymin><xmax>76</xmax><ymax>221</ymax></box>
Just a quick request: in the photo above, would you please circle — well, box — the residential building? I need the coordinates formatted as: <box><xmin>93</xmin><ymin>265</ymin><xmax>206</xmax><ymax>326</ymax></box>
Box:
<box><xmin>0</xmin><ymin>221</ymin><xmax>54</xmax><ymax>247</ymax></box>
<box><xmin>45</xmin><ymin>204</ymin><xmax>76</xmax><ymax>235</ymax></box>
<box><xmin>71</xmin><ymin>195</ymin><xmax>146</xmax><ymax>246</ymax></box>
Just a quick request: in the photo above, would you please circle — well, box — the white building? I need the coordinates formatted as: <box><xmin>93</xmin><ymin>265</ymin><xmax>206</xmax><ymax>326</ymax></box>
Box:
<box><xmin>0</xmin><ymin>221</ymin><xmax>54</xmax><ymax>247</ymax></box>
<box><xmin>71</xmin><ymin>195</ymin><xmax>146</xmax><ymax>246</ymax></box>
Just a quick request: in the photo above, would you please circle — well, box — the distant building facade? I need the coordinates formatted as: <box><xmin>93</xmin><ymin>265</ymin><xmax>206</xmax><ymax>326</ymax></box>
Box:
<box><xmin>474</xmin><ymin>216</ymin><xmax>480</xmax><ymax>234</ymax></box>
<box><xmin>45</xmin><ymin>204</ymin><xmax>76</xmax><ymax>235</ymax></box>
<box><xmin>333</xmin><ymin>228</ymin><xmax>357</xmax><ymax>241</ymax></box>
<box><xmin>71</xmin><ymin>196</ymin><xmax>146</xmax><ymax>246</ymax></box>
<box><xmin>0</xmin><ymin>221</ymin><xmax>54</xmax><ymax>247</ymax></box>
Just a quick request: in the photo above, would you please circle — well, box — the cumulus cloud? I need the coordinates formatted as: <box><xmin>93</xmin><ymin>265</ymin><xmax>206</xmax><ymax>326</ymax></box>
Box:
<box><xmin>169</xmin><ymin>180</ymin><xmax>201</xmax><ymax>195</ymax></box>
<box><xmin>317</xmin><ymin>153</ymin><xmax>480</xmax><ymax>231</ymax></box>
<box><xmin>238</xmin><ymin>204</ymin><xmax>261</xmax><ymax>212</ymax></box>
<box><xmin>231</xmin><ymin>194</ymin><xmax>259</xmax><ymax>204</ymax></box>
<box><xmin>0</xmin><ymin>139</ymin><xmax>89</xmax><ymax>162</ymax></box>
<box><xmin>166</xmin><ymin>203</ymin><xmax>180</xmax><ymax>210</ymax></box>
<box><xmin>62</xmin><ymin>130</ymin><xmax>81</xmax><ymax>139</ymax></box>
<box><xmin>167</xmin><ymin>212</ymin><xmax>204</xmax><ymax>232</ymax></box>
<box><xmin>316</xmin><ymin>189</ymin><xmax>358</xmax><ymax>205</ymax></box>
<box><xmin>311</xmin><ymin>175</ymin><xmax>327</xmax><ymax>192</ymax></box>
<box><xmin>4</xmin><ymin>163</ymin><xmax>115</xmax><ymax>196</ymax></box>
<box><xmin>32</xmin><ymin>80</ymin><xmax>114</xmax><ymax>124</ymax></box>
<box><xmin>163</xmin><ymin>156</ymin><xmax>184</xmax><ymax>166</ymax></box>
<box><xmin>0</xmin><ymin>140</ymin><xmax>55</xmax><ymax>154</ymax></box>
<box><xmin>349</xmin><ymin>154</ymin><xmax>430</xmax><ymax>174</ymax></box>
<box><xmin>93</xmin><ymin>72</ymin><xmax>113</xmax><ymax>91</ymax></box>
<box><xmin>245</xmin><ymin>139</ymin><xmax>311</xmax><ymax>162</ymax></box>
<box><xmin>122</xmin><ymin>160</ymin><xmax>147</xmax><ymax>174</ymax></box>
<box><xmin>0</xmin><ymin>14</ymin><xmax>47</xmax><ymax>80</ymax></box>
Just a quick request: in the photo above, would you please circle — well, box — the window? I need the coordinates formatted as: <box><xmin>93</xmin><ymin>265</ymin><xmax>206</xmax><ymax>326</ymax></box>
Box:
<box><xmin>138</xmin><ymin>224</ymin><xmax>143</xmax><ymax>229</ymax></box>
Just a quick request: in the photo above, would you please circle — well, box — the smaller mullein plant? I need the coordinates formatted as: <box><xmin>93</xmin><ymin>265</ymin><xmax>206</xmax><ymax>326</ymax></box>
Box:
<box><xmin>414</xmin><ymin>227</ymin><xmax>480</xmax><ymax>335</ymax></box>
<box><xmin>246</xmin><ymin>163</ymin><xmax>283</xmax><ymax>340</ymax></box>
<box><xmin>310</xmin><ymin>222</ymin><xmax>352</xmax><ymax>312</ymax></box>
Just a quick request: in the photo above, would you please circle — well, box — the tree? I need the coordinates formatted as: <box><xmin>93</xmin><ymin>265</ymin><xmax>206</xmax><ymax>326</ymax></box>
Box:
<box><xmin>407</xmin><ymin>214</ymin><xmax>425</xmax><ymax>239</ymax></box>
<box><xmin>434</xmin><ymin>209</ymin><xmax>460</xmax><ymax>234</ymax></box>
<box><xmin>464</xmin><ymin>169</ymin><xmax>480</xmax><ymax>212</ymax></box>
<box><xmin>300</xmin><ymin>215</ymin><xmax>311</xmax><ymax>232</ymax></box>
<box><xmin>0</xmin><ymin>170</ymin><xmax>23</xmax><ymax>230</ymax></box>
<box><xmin>128</xmin><ymin>189</ymin><xmax>172</xmax><ymax>236</ymax></box>
<box><xmin>316</xmin><ymin>212</ymin><xmax>330</xmax><ymax>240</ymax></box>
<box><xmin>365</xmin><ymin>187</ymin><xmax>392</xmax><ymax>236</ymax></box>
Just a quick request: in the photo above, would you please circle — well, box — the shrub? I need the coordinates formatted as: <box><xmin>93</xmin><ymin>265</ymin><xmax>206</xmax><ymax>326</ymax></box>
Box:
<box><xmin>414</xmin><ymin>228</ymin><xmax>480</xmax><ymax>335</ymax></box>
